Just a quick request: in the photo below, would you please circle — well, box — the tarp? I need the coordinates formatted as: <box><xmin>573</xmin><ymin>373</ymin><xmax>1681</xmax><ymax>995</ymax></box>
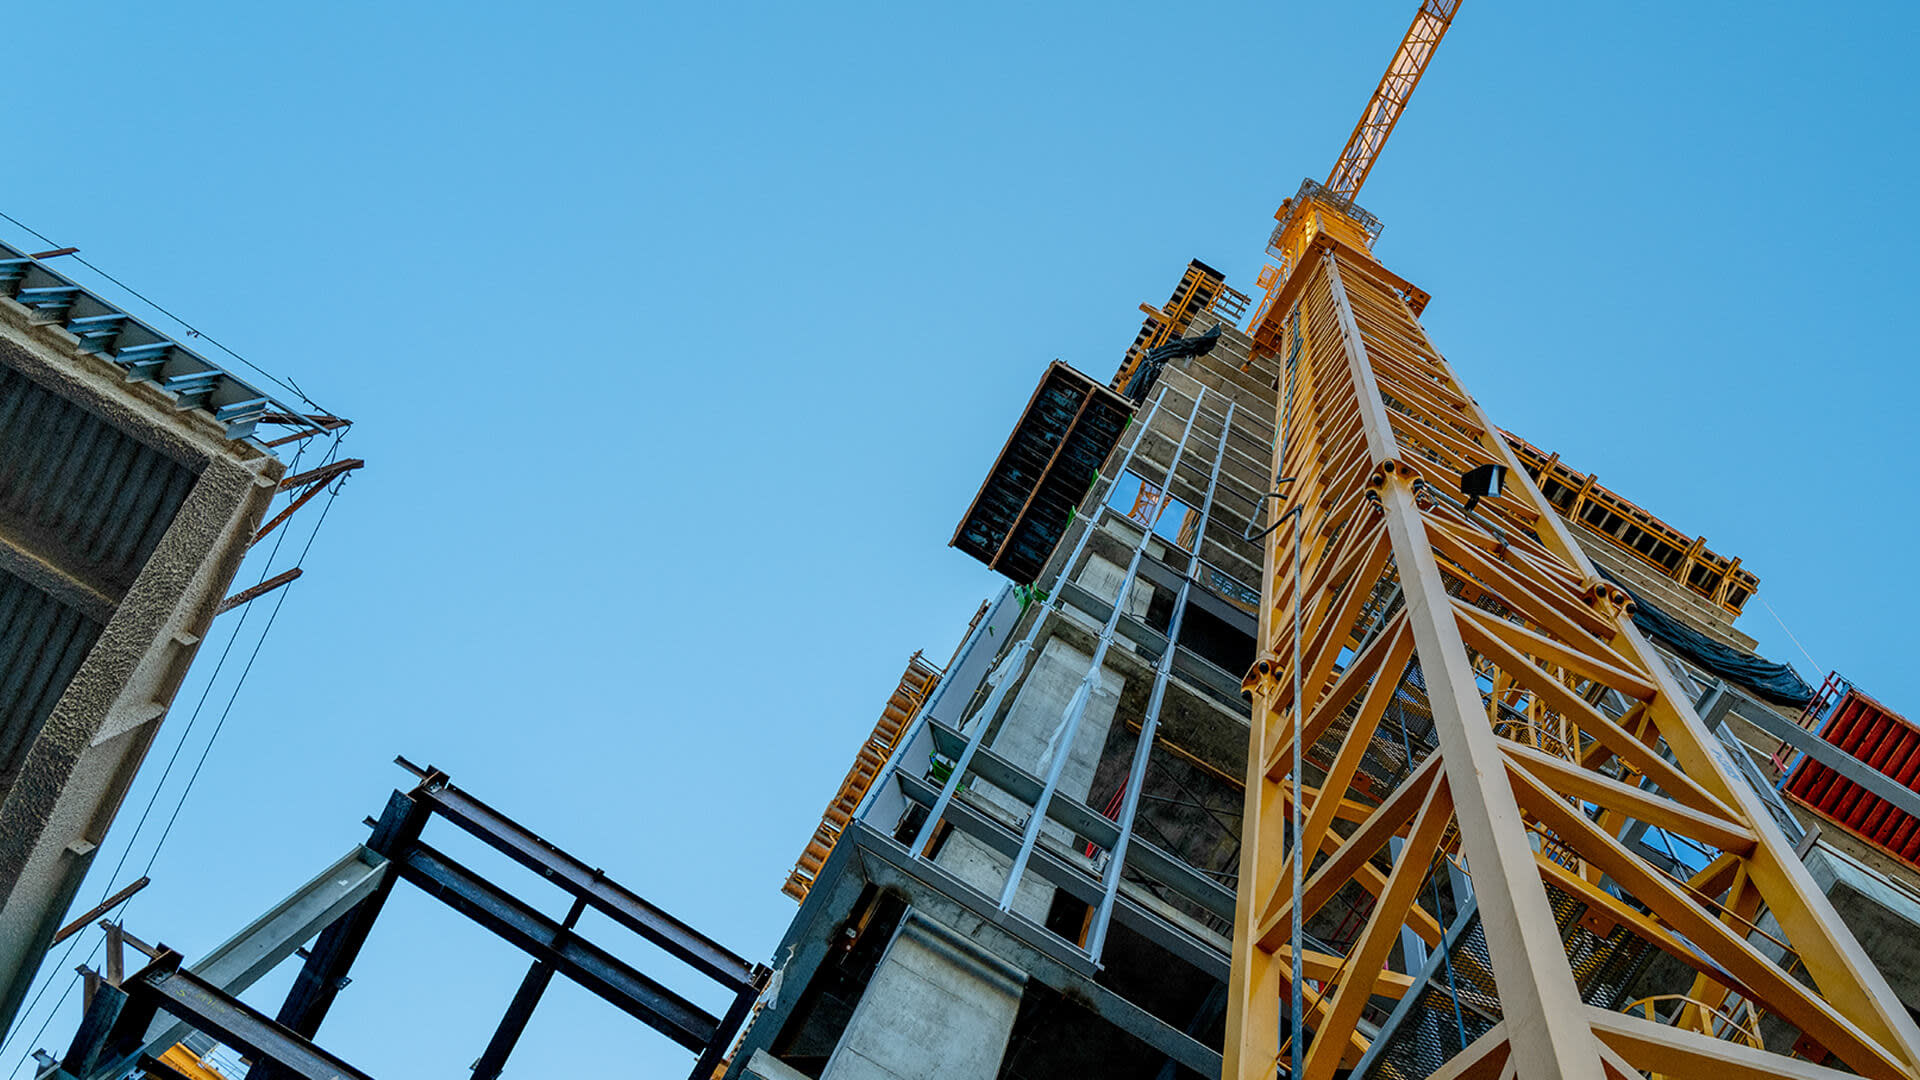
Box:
<box><xmin>1597</xmin><ymin>568</ymin><xmax>1814</xmax><ymax>709</ymax></box>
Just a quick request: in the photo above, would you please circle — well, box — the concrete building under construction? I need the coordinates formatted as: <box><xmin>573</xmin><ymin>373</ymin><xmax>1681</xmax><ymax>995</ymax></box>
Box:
<box><xmin>16</xmin><ymin>5</ymin><xmax>1920</xmax><ymax>1080</ymax></box>
<box><xmin>0</xmin><ymin>238</ymin><xmax>331</xmax><ymax>1032</ymax></box>
<box><xmin>718</xmin><ymin>229</ymin><xmax>1920</xmax><ymax>1077</ymax></box>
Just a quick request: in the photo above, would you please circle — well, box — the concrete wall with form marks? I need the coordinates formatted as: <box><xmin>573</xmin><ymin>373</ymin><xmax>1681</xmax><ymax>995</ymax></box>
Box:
<box><xmin>0</xmin><ymin>289</ymin><xmax>284</xmax><ymax>1035</ymax></box>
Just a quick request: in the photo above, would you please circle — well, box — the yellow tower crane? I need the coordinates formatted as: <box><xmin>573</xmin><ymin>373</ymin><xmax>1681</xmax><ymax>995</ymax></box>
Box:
<box><xmin>1225</xmin><ymin>6</ymin><xmax>1920</xmax><ymax>1080</ymax></box>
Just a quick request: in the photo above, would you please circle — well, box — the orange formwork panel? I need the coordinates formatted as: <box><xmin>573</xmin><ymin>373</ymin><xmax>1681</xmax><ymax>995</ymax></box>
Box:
<box><xmin>782</xmin><ymin>652</ymin><xmax>942</xmax><ymax>902</ymax></box>
<box><xmin>1784</xmin><ymin>687</ymin><xmax>1920</xmax><ymax>866</ymax></box>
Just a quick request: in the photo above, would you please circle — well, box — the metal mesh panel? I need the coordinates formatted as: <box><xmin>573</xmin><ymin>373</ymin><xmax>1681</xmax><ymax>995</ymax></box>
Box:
<box><xmin>1371</xmin><ymin>913</ymin><xmax>1500</xmax><ymax>1080</ymax></box>
<box><xmin>1544</xmin><ymin>884</ymin><xmax>1658</xmax><ymax>1011</ymax></box>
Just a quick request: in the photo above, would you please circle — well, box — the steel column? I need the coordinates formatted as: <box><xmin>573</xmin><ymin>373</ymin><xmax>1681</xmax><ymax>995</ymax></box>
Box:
<box><xmin>469</xmin><ymin>895</ymin><xmax>587</xmax><ymax>1080</ymax></box>
<box><xmin>247</xmin><ymin>790</ymin><xmax>427</xmax><ymax>1080</ymax></box>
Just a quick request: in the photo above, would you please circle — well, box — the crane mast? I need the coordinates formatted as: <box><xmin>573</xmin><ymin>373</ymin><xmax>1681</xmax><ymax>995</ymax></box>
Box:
<box><xmin>1249</xmin><ymin>3</ymin><xmax>1455</xmax><ymax>332</ymax></box>
<box><xmin>1225</xmin><ymin>6</ymin><xmax>1920</xmax><ymax>1080</ymax></box>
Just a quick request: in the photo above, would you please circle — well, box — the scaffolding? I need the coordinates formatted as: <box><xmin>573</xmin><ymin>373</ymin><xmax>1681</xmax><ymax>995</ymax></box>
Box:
<box><xmin>733</xmin><ymin>313</ymin><xmax>1284</xmax><ymax>1077</ymax></box>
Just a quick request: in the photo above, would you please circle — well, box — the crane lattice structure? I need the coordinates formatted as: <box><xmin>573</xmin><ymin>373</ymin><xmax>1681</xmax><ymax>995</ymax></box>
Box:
<box><xmin>1224</xmin><ymin>6</ymin><xmax>1920</xmax><ymax>1080</ymax></box>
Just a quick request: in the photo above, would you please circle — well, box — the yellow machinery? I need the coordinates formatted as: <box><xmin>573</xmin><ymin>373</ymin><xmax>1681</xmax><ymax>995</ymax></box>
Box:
<box><xmin>1225</xmin><ymin>4</ymin><xmax>1920</xmax><ymax>1079</ymax></box>
<box><xmin>148</xmin><ymin>1043</ymin><xmax>229</xmax><ymax>1079</ymax></box>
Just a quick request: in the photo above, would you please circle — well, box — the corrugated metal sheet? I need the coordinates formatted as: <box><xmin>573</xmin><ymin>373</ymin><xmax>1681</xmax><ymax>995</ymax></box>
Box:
<box><xmin>0</xmin><ymin>363</ymin><xmax>197</xmax><ymax>594</ymax></box>
<box><xmin>1783</xmin><ymin>689</ymin><xmax>1920</xmax><ymax>865</ymax></box>
<box><xmin>0</xmin><ymin>359</ymin><xmax>198</xmax><ymax>782</ymax></box>
<box><xmin>0</xmin><ymin>566</ymin><xmax>101</xmax><ymax>779</ymax></box>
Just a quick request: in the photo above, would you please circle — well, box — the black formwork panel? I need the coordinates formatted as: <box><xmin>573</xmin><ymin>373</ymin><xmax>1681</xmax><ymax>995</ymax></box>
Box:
<box><xmin>952</xmin><ymin>361</ymin><xmax>1132</xmax><ymax>584</ymax></box>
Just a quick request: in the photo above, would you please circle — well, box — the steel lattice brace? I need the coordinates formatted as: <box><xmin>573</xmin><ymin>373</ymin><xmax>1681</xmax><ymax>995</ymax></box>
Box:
<box><xmin>1224</xmin><ymin>214</ymin><xmax>1920</xmax><ymax>1080</ymax></box>
<box><xmin>1323</xmin><ymin>1</ymin><xmax>1460</xmax><ymax>203</ymax></box>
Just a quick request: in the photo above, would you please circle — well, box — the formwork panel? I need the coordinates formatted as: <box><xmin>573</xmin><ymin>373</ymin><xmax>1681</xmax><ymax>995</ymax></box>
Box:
<box><xmin>952</xmin><ymin>362</ymin><xmax>1133</xmax><ymax>585</ymax></box>
<box><xmin>1785</xmin><ymin>690</ymin><xmax>1920</xmax><ymax>865</ymax></box>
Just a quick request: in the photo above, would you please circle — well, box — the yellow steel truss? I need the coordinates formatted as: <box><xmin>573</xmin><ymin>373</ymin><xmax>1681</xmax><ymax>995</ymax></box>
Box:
<box><xmin>1225</xmin><ymin>201</ymin><xmax>1920</xmax><ymax>1080</ymax></box>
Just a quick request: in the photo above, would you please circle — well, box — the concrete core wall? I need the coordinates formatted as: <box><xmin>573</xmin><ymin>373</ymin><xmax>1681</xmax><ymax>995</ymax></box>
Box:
<box><xmin>936</xmin><ymin>635</ymin><xmax>1122</xmax><ymax>923</ymax></box>
<box><xmin>819</xmin><ymin>912</ymin><xmax>1026</xmax><ymax>1080</ymax></box>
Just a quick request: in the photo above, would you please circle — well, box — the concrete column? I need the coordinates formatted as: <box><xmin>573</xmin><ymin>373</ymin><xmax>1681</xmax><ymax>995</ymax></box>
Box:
<box><xmin>0</xmin><ymin>453</ymin><xmax>276</xmax><ymax>1028</ymax></box>
<box><xmin>820</xmin><ymin>912</ymin><xmax>1025</xmax><ymax>1080</ymax></box>
<box><xmin>1080</xmin><ymin>552</ymin><xmax>1154</xmax><ymax>621</ymax></box>
<box><xmin>934</xmin><ymin>636</ymin><xmax>1122</xmax><ymax>921</ymax></box>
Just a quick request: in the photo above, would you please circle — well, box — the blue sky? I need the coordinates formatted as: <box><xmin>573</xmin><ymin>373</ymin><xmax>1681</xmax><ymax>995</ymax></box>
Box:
<box><xmin>3</xmin><ymin>3</ymin><xmax>1917</xmax><ymax>1075</ymax></box>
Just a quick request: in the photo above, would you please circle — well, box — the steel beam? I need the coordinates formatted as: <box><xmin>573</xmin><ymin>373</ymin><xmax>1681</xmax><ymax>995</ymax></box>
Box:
<box><xmin>894</xmin><ymin>771</ymin><xmax>1227</xmax><ymax>981</ymax></box>
<box><xmin>138</xmin><ymin>846</ymin><xmax>386</xmax><ymax>1060</ymax></box>
<box><xmin>923</xmin><ymin>720</ymin><xmax>1236</xmax><ymax>919</ymax></box>
<box><xmin>395</xmin><ymin>763</ymin><xmax>759</xmax><ymax>992</ymax></box>
<box><xmin>53</xmin><ymin>769</ymin><xmax>758</xmax><ymax>1080</ymax></box>
<box><xmin>140</xmin><ymin>964</ymin><xmax>378</xmax><ymax>1080</ymax></box>
<box><xmin>394</xmin><ymin>840</ymin><xmax>717</xmax><ymax>1052</ymax></box>
<box><xmin>1712</xmin><ymin>688</ymin><xmax>1920</xmax><ymax>821</ymax></box>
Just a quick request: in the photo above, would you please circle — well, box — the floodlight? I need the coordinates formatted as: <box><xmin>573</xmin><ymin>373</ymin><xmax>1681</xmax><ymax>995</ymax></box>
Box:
<box><xmin>1460</xmin><ymin>462</ymin><xmax>1507</xmax><ymax>514</ymax></box>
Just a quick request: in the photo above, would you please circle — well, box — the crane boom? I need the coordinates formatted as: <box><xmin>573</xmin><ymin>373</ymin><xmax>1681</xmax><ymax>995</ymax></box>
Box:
<box><xmin>1323</xmin><ymin>0</ymin><xmax>1460</xmax><ymax>201</ymax></box>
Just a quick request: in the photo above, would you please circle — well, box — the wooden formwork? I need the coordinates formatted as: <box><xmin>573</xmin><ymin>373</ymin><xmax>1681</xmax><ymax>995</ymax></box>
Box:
<box><xmin>782</xmin><ymin>653</ymin><xmax>942</xmax><ymax>902</ymax></box>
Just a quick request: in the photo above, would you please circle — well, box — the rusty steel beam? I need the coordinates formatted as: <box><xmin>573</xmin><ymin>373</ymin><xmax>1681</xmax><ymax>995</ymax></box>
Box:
<box><xmin>48</xmin><ymin>878</ymin><xmax>148</xmax><ymax>947</ymax></box>
<box><xmin>215</xmin><ymin>568</ymin><xmax>303</xmax><ymax>615</ymax></box>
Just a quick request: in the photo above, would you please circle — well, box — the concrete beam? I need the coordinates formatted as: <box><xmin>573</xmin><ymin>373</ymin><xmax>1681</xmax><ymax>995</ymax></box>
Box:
<box><xmin>723</xmin><ymin>822</ymin><xmax>1224</xmax><ymax>1080</ymax></box>
<box><xmin>0</xmin><ymin>519</ymin><xmax>115</xmax><ymax>625</ymax></box>
<box><xmin>851</xmin><ymin>827</ymin><xmax>1224</xmax><ymax>1076</ymax></box>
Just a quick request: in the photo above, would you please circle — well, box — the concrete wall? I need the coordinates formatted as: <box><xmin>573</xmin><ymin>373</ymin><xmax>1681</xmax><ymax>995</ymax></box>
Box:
<box><xmin>0</xmin><ymin>306</ymin><xmax>283</xmax><ymax>1032</ymax></box>
<box><xmin>820</xmin><ymin>912</ymin><xmax>1025</xmax><ymax>1080</ymax></box>
<box><xmin>935</xmin><ymin>635</ymin><xmax>1122</xmax><ymax>922</ymax></box>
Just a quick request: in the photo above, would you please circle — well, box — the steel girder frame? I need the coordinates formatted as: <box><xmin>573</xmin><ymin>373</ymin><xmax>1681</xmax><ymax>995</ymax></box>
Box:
<box><xmin>50</xmin><ymin>765</ymin><xmax>766</xmax><ymax>1080</ymax></box>
<box><xmin>1223</xmin><ymin>222</ymin><xmax>1920</xmax><ymax>1080</ymax></box>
